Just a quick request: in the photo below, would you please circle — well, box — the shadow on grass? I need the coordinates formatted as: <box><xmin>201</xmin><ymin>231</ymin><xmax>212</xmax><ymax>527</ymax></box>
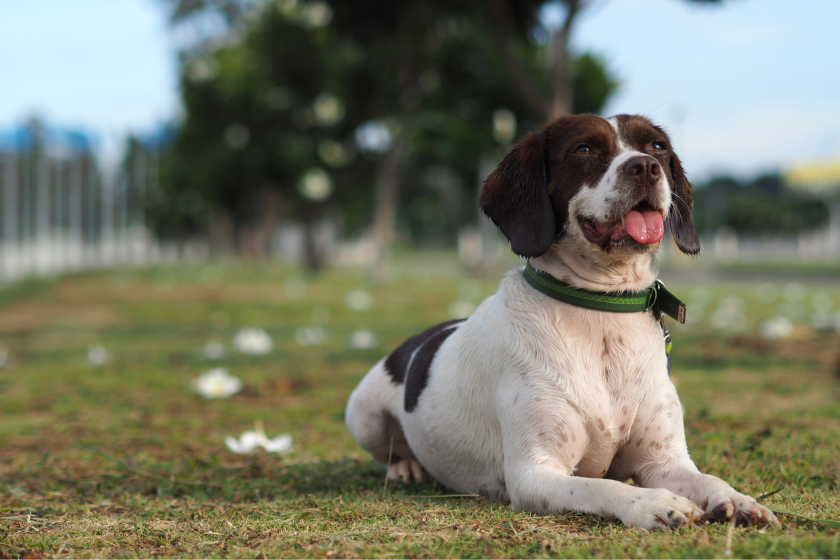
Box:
<box><xmin>42</xmin><ymin>450</ymin><xmax>445</xmax><ymax>503</ymax></box>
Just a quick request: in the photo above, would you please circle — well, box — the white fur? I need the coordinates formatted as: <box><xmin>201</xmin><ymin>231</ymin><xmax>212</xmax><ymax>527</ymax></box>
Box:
<box><xmin>345</xmin><ymin>132</ymin><xmax>780</xmax><ymax>530</ymax></box>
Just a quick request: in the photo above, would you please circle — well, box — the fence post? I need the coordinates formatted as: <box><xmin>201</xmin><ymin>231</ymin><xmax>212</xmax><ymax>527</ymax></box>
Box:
<box><xmin>1</xmin><ymin>155</ymin><xmax>19</xmax><ymax>279</ymax></box>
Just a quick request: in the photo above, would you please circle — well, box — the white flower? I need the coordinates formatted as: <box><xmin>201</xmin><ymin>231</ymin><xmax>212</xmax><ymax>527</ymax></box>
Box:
<box><xmin>492</xmin><ymin>108</ymin><xmax>516</xmax><ymax>145</ymax></box>
<box><xmin>186</xmin><ymin>58</ymin><xmax>219</xmax><ymax>83</ymax></box>
<box><xmin>345</xmin><ymin>289</ymin><xmax>373</xmax><ymax>311</ymax></box>
<box><xmin>347</xmin><ymin>329</ymin><xmax>378</xmax><ymax>349</ymax></box>
<box><xmin>810</xmin><ymin>291</ymin><xmax>834</xmax><ymax>312</ymax></box>
<box><xmin>709</xmin><ymin>296</ymin><xmax>748</xmax><ymax>331</ymax></box>
<box><xmin>312</xmin><ymin>92</ymin><xmax>344</xmax><ymax>126</ymax></box>
<box><xmin>355</xmin><ymin>120</ymin><xmax>393</xmax><ymax>154</ymax></box>
<box><xmin>233</xmin><ymin>328</ymin><xmax>273</xmax><ymax>355</ymax></box>
<box><xmin>811</xmin><ymin>311</ymin><xmax>833</xmax><ymax>332</ymax></box>
<box><xmin>191</xmin><ymin>367</ymin><xmax>243</xmax><ymax>399</ymax></box>
<box><xmin>225</xmin><ymin>122</ymin><xmax>250</xmax><ymax>150</ymax></box>
<box><xmin>301</xmin><ymin>1</ymin><xmax>333</xmax><ymax>29</ymax></box>
<box><xmin>204</xmin><ymin>341</ymin><xmax>226</xmax><ymax>360</ymax></box>
<box><xmin>225</xmin><ymin>420</ymin><xmax>293</xmax><ymax>454</ymax></box>
<box><xmin>295</xmin><ymin>327</ymin><xmax>326</xmax><ymax>346</ymax></box>
<box><xmin>87</xmin><ymin>346</ymin><xmax>108</xmax><ymax>366</ymax></box>
<box><xmin>782</xmin><ymin>282</ymin><xmax>806</xmax><ymax>303</ymax></box>
<box><xmin>318</xmin><ymin>139</ymin><xmax>352</xmax><ymax>167</ymax></box>
<box><xmin>758</xmin><ymin>316</ymin><xmax>793</xmax><ymax>340</ymax></box>
<box><xmin>298</xmin><ymin>168</ymin><xmax>333</xmax><ymax>201</ymax></box>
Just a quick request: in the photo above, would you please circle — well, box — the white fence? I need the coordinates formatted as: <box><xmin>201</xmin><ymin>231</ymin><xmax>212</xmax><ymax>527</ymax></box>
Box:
<box><xmin>702</xmin><ymin>205</ymin><xmax>840</xmax><ymax>264</ymax></box>
<box><xmin>0</xmin><ymin>135</ymin><xmax>172</xmax><ymax>282</ymax></box>
<box><xmin>2</xmin><ymin>124</ymin><xmax>838</xmax><ymax>283</ymax></box>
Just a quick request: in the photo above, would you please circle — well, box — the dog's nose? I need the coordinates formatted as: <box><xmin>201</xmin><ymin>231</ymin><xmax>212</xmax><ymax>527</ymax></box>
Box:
<box><xmin>623</xmin><ymin>156</ymin><xmax>661</xmax><ymax>183</ymax></box>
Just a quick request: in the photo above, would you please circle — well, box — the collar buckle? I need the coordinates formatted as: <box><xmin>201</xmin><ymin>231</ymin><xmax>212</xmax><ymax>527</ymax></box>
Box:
<box><xmin>645</xmin><ymin>281</ymin><xmax>661</xmax><ymax>312</ymax></box>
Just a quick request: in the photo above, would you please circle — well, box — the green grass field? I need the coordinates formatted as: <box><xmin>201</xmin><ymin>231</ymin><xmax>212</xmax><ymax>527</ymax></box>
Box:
<box><xmin>1</xmin><ymin>256</ymin><xmax>839</xmax><ymax>558</ymax></box>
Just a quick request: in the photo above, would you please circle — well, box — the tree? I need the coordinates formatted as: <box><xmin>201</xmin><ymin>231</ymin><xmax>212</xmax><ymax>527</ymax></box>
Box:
<box><xmin>156</xmin><ymin>0</ymin><xmax>622</xmax><ymax>276</ymax></box>
<box><xmin>693</xmin><ymin>174</ymin><xmax>829</xmax><ymax>236</ymax></box>
<box><xmin>488</xmin><ymin>0</ymin><xmax>723</xmax><ymax>119</ymax></box>
<box><xmin>157</xmin><ymin>2</ymin><xmax>376</xmax><ymax>271</ymax></box>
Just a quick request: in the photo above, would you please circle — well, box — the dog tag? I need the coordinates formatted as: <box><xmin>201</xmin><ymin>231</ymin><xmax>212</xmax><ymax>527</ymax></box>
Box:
<box><xmin>654</xmin><ymin>281</ymin><xmax>687</xmax><ymax>324</ymax></box>
<box><xmin>660</xmin><ymin>315</ymin><xmax>673</xmax><ymax>374</ymax></box>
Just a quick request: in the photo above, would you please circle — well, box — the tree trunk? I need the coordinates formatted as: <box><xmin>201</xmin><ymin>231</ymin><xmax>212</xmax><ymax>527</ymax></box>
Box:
<box><xmin>547</xmin><ymin>0</ymin><xmax>584</xmax><ymax>119</ymax></box>
<box><xmin>256</xmin><ymin>187</ymin><xmax>283</xmax><ymax>258</ymax></box>
<box><xmin>303</xmin><ymin>202</ymin><xmax>327</xmax><ymax>275</ymax></box>
<box><xmin>477</xmin><ymin>154</ymin><xmax>501</xmax><ymax>270</ymax></box>
<box><xmin>208</xmin><ymin>210</ymin><xmax>235</xmax><ymax>257</ymax></box>
<box><xmin>370</xmin><ymin>142</ymin><xmax>406</xmax><ymax>284</ymax></box>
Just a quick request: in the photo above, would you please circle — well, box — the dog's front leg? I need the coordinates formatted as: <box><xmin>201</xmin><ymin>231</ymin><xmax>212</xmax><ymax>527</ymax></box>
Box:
<box><xmin>500</xmin><ymin>399</ymin><xmax>703</xmax><ymax>530</ymax></box>
<box><xmin>623</xmin><ymin>384</ymin><xmax>781</xmax><ymax>528</ymax></box>
<box><xmin>506</xmin><ymin>462</ymin><xmax>704</xmax><ymax>530</ymax></box>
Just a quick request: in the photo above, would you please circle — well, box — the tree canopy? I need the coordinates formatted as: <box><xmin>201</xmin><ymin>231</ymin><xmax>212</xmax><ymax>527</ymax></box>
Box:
<box><xmin>694</xmin><ymin>174</ymin><xmax>829</xmax><ymax>236</ymax></box>
<box><xmin>152</xmin><ymin>0</ymin><xmax>621</xmax><ymax>266</ymax></box>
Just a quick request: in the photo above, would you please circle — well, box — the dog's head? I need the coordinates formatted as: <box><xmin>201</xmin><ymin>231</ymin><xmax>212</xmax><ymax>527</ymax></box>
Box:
<box><xmin>480</xmin><ymin>114</ymin><xmax>699</xmax><ymax>259</ymax></box>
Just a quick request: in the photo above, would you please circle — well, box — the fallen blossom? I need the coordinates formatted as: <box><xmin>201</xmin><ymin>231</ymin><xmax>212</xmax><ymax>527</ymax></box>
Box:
<box><xmin>295</xmin><ymin>327</ymin><xmax>326</xmax><ymax>346</ymax></box>
<box><xmin>709</xmin><ymin>296</ymin><xmax>748</xmax><ymax>331</ymax></box>
<box><xmin>191</xmin><ymin>367</ymin><xmax>243</xmax><ymax>399</ymax></box>
<box><xmin>347</xmin><ymin>329</ymin><xmax>378</xmax><ymax>349</ymax></box>
<box><xmin>87</xmin><ymin>346</ymin><xmax>108</xmax><ymax>366</ymax></box>
<box><xmin>225</xmin><ymin>420</ymin><xmax>293</xmax><ymax>454</ymax></box>
<box><xmin>345</xmin><ymin>289</ymin><xmax>373</xmax><ymax>311</ymax></box>
<box><xmin>811</xmin><ymin>311</ymin><xmax>833</xmax><ymax>332</ymax></box>
<box><xmin>204</xmin><ymin>341</ymin><xmax>226</xmax><ymax>360</ymax></box>
<box><xmin>233</xmin><ymin>327</ymin><xmax>273</xmax><ymax>355</ymax></box>
<box><xmin>758</xmin><ymin>316</ymin><xmax>793</xmax><ymax>340</ymax></box>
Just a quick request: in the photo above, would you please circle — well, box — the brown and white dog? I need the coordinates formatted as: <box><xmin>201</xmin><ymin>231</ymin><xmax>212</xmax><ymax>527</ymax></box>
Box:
<box><xmin>346</xmin><ymin>114</ymin><xmax>780</xmax><ymax>530</ymax></box>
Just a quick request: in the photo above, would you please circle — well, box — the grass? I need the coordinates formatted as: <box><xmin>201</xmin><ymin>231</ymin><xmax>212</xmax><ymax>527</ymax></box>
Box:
<box><xmin>1</xmin><ymin>255</ymin><xmax>839</xmax><ymax>558</ymax></box>
<box><xmin>717</xmin><ymin>260</ymin><xmax>840</xmax><ymax>278</ymax></box>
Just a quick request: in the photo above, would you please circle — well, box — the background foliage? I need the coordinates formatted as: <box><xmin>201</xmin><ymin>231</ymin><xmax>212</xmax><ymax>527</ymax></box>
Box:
<box><xmin>150</xmin><ymin>0</ymin><xmax>621</xmax><ymax>262</ymax></box>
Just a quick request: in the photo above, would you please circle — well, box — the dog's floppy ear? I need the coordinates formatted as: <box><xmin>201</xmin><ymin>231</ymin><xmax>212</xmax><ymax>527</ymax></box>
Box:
<box><xmin>668</xmin><ymin>151</ymin><xmax>700</xmax><ymax>255</ymax></box>
<box><xmin>480</xmin><ymin>131</ymin><xmax>556</xmax><ymax>257</ymax></box>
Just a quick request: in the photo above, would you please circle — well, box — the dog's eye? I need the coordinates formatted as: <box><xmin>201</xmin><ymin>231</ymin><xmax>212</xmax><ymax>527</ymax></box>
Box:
<box><xmin>575</xmin><ymin>145</ymin><xmax>592</xmax><ymax>154</ymax></box>
<box><xmin>652</xmin><ymin>141</ymin><xmax>667</xmax><ymax>150</ymax></box>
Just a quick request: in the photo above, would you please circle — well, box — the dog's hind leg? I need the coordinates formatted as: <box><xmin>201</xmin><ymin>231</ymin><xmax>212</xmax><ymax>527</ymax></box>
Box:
<box><xmin>346</xmin><ymin>361</ymin><xmax>426</xmax><ymax>483</ymax></box>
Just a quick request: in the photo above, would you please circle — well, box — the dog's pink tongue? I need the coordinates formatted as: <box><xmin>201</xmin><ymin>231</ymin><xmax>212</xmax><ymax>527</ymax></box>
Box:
<box><xmin>624</xmin><ymin>209</ymin><xmax>664</xmax><ymax>243</ymax></box>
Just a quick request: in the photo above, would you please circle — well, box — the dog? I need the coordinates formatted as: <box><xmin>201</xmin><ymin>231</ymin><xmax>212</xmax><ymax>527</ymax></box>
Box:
<box><xmin>346</xmin><ymin>114</ymin><xmax>780</xmax><ymax>530</ymax></box>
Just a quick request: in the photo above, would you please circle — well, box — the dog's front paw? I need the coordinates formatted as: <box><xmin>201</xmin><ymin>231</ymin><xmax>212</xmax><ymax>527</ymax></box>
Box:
<box><xmin>387</xmin><ymin>459</ymin><xmax>426</xmax><ymax>483</ymax></box>
<box><xmin>702</xmin><ymin>490</ymin><xmax>781</xmax><ymax>528</ymax></box>
<box><xmin>619</xmin><ymin>488</ymin><xmax>704</xmax><ymax>531</ymax></box>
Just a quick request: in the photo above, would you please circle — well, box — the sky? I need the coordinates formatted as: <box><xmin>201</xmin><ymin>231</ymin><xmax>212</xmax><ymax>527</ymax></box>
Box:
<box><xmin>1</xmin><ymin>0</ymin><xmax>839</xmax><ymax>179</ymax></box>
<box><xmin>0</xmin><ymin>0</ymin><xmax>176</xmax><ymax>158</ymax></box>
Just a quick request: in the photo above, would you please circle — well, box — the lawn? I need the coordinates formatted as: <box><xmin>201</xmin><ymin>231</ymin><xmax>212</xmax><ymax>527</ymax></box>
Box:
<box><xmin>1</xmin><ymin>255</ymin><xmax>839</xmax><ymax>558</ymax></box>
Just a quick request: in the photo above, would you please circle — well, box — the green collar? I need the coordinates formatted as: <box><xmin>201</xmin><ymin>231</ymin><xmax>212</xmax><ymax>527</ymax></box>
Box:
<box><xmin>523</xmin><ymin>261</ymin><xmax>686</xmax><ymax>324</ymax></box>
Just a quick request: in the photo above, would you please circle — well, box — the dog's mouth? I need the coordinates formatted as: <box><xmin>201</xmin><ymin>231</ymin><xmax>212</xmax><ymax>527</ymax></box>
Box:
<box><xmin>578</xmin><ymin>201</ymin><xmax>665</xmax><ymax>246</ymax></box>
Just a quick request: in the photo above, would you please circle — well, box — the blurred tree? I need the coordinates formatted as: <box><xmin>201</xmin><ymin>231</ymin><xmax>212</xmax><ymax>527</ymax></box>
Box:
<box><xmin>157</xmin><ymin>0</ymin><xmax>622</xmax><ymax>275</ymax></box>
<box><xmin>694</xmin><ymin>174</ymin><xmax>829</xmax><ymax>236</ymax></box>
<box><xmin>156</xmin><ymin>3</ymin><xmax>376</xmax><ymax>271</ymax></box>
<box><xmin>489</xmin><ymin>0</ymin><xmax>723</xmax><ymax>118</ymax></box>
<box><xmin>572</xmin><ymin>52</ymin><xmax>619</xmax><ymax>115</ymax></box>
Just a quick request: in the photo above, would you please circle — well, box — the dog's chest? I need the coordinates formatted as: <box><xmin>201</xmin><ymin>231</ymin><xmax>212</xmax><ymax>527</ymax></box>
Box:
<box><xmin>550</xmin><ymin>306</ymin><xmax>659</xmax><ymax>477</ymax></box>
